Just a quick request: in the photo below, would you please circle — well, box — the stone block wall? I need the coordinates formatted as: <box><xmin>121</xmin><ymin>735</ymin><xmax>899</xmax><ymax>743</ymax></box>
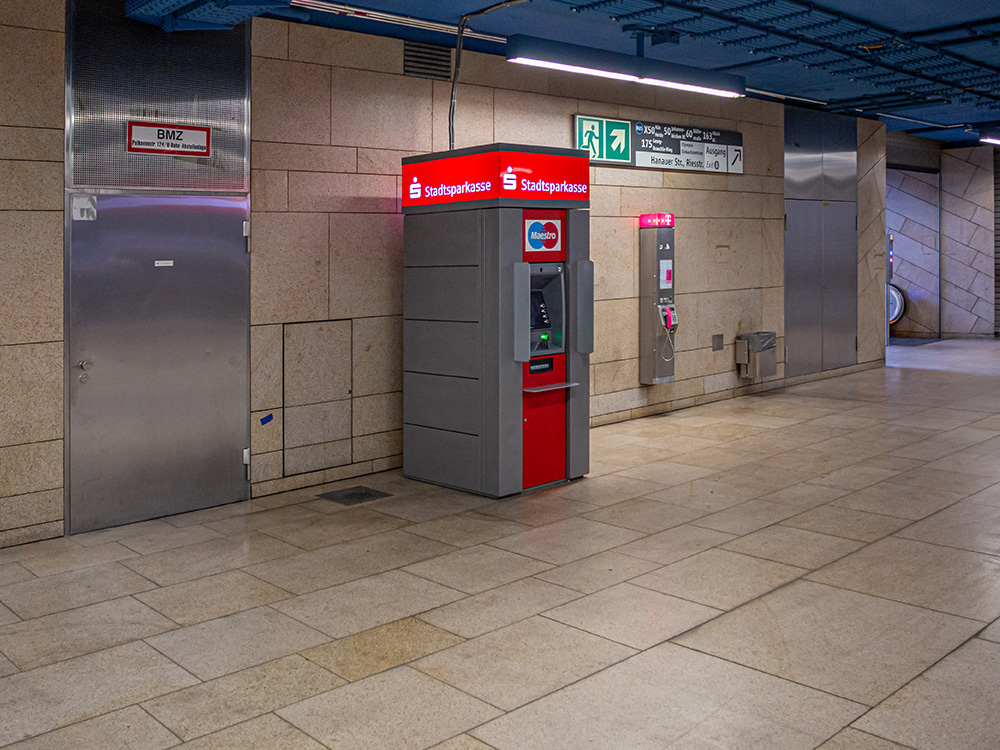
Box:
<box><xmin>0</xmin><ymin>1</ymin><xmax>66</xmax><ymax>546</ymax></box>
<box><xmin>858</xmin><ymin>120</ymin><xmax>888</xmax><ymax>363</ymax></box>
<box><xmin>887</xmin><ymin>146</ymin><xmax>995</xmax><ymax>337</ymax></box>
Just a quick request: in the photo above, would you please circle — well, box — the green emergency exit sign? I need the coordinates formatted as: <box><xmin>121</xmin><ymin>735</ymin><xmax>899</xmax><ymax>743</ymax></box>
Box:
<box><xmin>575</xmin><ymin>115</ymin><xmax>631</xmax><ymax>163</ymax></box>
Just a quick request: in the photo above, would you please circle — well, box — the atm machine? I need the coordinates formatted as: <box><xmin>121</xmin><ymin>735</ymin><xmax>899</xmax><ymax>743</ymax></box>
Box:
<box><xmin>401</xmin><ymin>144</ymin><xmax>593</xmax><ymax>497</ymax></box>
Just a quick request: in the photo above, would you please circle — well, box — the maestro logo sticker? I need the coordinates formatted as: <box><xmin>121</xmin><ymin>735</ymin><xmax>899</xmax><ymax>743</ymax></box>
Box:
<box><xmin>525</xmin><ymin>219</ymin><xmax>561</xmax><ymax>251</ymax></box>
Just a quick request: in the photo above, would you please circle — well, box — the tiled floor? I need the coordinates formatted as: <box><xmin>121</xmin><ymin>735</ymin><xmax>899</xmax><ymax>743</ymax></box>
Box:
<box><xmin>3</xmin><ymin>339</ymin><xmax>1000</xmax><ymax>748</ymax></box>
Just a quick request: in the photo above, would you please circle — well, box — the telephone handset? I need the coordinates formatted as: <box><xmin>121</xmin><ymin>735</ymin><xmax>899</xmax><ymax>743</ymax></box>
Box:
<box><xmin>658</xmin><ymin>303</ymin><xmax>677</xmax><ymax>333</ymax></box>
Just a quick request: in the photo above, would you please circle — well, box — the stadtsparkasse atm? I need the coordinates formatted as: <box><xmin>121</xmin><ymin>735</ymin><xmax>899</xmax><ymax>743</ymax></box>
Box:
<box><xmin>401</xmin><ymin>143</ymin><xmax>594</xmax><ymax>497</ymax></box>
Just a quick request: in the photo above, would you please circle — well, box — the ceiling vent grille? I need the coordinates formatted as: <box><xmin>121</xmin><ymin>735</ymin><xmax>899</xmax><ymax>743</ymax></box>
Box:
<box><xmin>404</xmin><ymin>41</ymin><xmax>452</xmax><ymax>81</ymax></box>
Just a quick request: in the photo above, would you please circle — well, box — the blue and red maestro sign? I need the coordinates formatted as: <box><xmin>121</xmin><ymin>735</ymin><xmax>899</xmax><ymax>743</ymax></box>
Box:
<box><xmin>525</xmin><ymin>219</ymin><xmax>561</xmax><ymax>251</ymax></box>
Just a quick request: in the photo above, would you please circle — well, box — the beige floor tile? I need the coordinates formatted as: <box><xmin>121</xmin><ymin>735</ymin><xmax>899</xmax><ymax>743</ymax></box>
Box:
<box><xmin>418</xmin><ymin>578</ymin><xmax>580</xmax><ymax>638</ymax></box>
<box><xmin>0</xmin><ymin>561</ymin><xmax>156</xmax><ymax>619</ymax></box>
<box><xmin>0</xmin><ymin>653</ymin><xmax>15</xmax><ymax>677</ymax></box>
<box><xmin>17</xmin><ymin>542</ymin><xmax>137</xmax><ymax>578</ymax></box>
<box><xmin>145</xmin><ymin>606</ymin><xmax>329</xmax><ymax>680</ymax></box>
<box><xmin>691</xmin><ymin>499</ymin><xmax>803</xmax><ymax>535</ymax></box>
<box><xmin>117</xmin><ymin>524</ymin><xmax>225</xmax><ymax>555</ymax></box>
<box><xmin>403</xmin><ymin>545</ymin><xmax>552</xmax><ymax>594</ymax></box>
<box><xmin>430</xmin><ymin>735</ymin><xmax>495</xmax><ymax>750</ymax></box>
<box><xmin>414</xmin><ymin>616</ymin><xmax>634</xmax><ymax>710</ymax></box>
<box><xmin>0</xmin><ymin>563</ymin><xmax>34</xmax><ymax>587</ymax></box>
<box><xmin>0</xmin><ymin>642</ymin><xmax>198</xmax><ymax>746</ymax></box>
<box><xmin>709</xmin><ymin>464</ymin><xmax>817</xmax><ymax>494</ymax></box>
<box><xmin>675</xmin><ymin>580</ymin><xmax>981</xmax><ymax>705</ymax></box>
<box><xmin>274</xmin><ymin>570</ymin><xmax>464</xmax><ymax>638</ymax></box>
<box><xmin>302</xmin><ymin>617</ymin><xmax>463</xmax><ymax>681</ymax></box>
<box><xmin>756</xmin><ymin>482</ymin><xmax>850</xmax><ymax>509</ymax></box>
<box><xmin>887</xmin><ymin>466</ymin><xmax>997</xmax><ymax>496</ymax></box>
<box><xmin>593</xmin><ymin>442</ymin><xmax>682</xmax><ymax>468</ymax></box>
<box><xmin>202</xmin><ymin>505</ymin><xmax>326</xmax><ymax>537</ymax></box>
<box><xmin>122</xmin><ymin>532</ymin><xmax>300</xmax><ymax>586</ymax></box>
<box><xmin>369</xmin><ymin>488</ymin><xmax>492</xmax><ymax>522</ymax></box>
<box><xmin>808</xmin><ymin>537</ymin><xmax>1000</xmax><ymax>621</ymax></box>
<box><xmin>815</xmin><ymin>728</ymin><xmax>912</xmax><ymax>749</ymax></box>
<box><xmin>278</xmin><ymin>666</ymin><xmax>501</xmax><ymax>750</ymax></box>
<box><xmin>260</xmin><ymin>507</ymin><xmax>408</xmax><ymax>550</ymax></box>
<box><xmin>4</xmin><ymin>706</ymin><xmax>179</xmax><ymax>750</ymax></box>
<box><xmin>618</xmin><ymin>460</ymin><xmax>719</xmax><ymax>487</ymax></box>
<box><xmin>781</xmin><ymin>505</ymin><xmax>910</xmax><ymax>542</ymax></box>
<box><xmin>582</xmin><ymin>497</ymin><xmax>706</xmax><ymax>533</ymax></box>
<box><xmin>142</xmin><ymin>654</ymin><xmax>344</xmax><ymax>740</ymax></box>
<box><xmin>244</xmin><ymin>530</ymin><xmax>453</xmax><ymax>594</ymax></box>
<box><xmin>669</xmin><ymin>447</ymin><xmax>771</xmax><ymax>471</ymax></box>
<box><xmin>71</xmin><ymin>519</ymin><xmax>176</xmax><ymax>548</ymax></box>
<box><xmin>854</xmin><ymin>638</ymin><xmax>1000</xmax><ymax>750</ymax></box>
<box><xmin>478</xmin><ymin>493</ymin><xmax>599</xmax><ymax>527</ymax></box>
<box><xmin>534</xmin><ymin>550</ymin><xmax>662</xmax><ymax>594</ymax></box>
<box><xmin>831</xmin><ymin>481</ymin><xmax>964</xmax><ymax>520</ymax></box>
<box><xmin>633</xmin><ymin>549</ymin><xmax>804</xmax><ymax>610</ymax></box>
<box><xmin>472</xmin><ymin>642</ymin><xmax>864</xmax><ymax>750</ymax></box>
<box><xmin>980</xmin><ymin>618</ymin><xmax>1000</xmax><ymax>642</ymax></box>
<box><xmin>549</xmin><ymin>475</ymin><xmax>666</xmax><ymax>507</ymax></box>
<box><xmin>545</xmin><ymin>583</ymin><xmax>719</xmax><ymax>648</ymax></box>
<box><xmin>488</xmin><ymin>517</ymin><xmax>643</xmax><ymax>565</ymax></box>
<box><xmin>962</xmin><ymin>482</ymin><xmax>1000</xmax><ymax>507</ymax></box>
<box><xmin>179</xmin><ymin>714</ymin><xmax>325</xmax><ymax>750</ymax></box>
<box><xmin>643</xmin><ymin>479</ymin><xmax>765</xmax><ymax>513</ymax></box>
<box><xmin>721</xmin><ymin>526</ymin><xmax>864</xmax><ymax>570</ymax></box>
<box><xmin>896</xmin><ymin>501</ymin><xmax>1000</xmax><ymax>555</ymax></box>
<box><xmin>0</xmin><ymin>601</ymin><xmax>19</xmax><ymax>626</ymax></box>
<box><xmin>809</xmin><ymin>465</ymin><xmax>902</xmax><ymax>491</ymax></box>
<box><xmin>0</xmin><ymin>597</ymin><xmax>175</xmax><ymax>670</ymax></box>
<box><xmin>162</xmin><ymin>501</ymin><xmax>257</xmax><ymax>528</ymax></box>
<box><xmin>616</xmin><ymin>524</ymin><xmax>736</xmax><ymax>565</ymax></box>
<box><xmin>135</xmin><ymin>570</ymin><xmax>291</xmax><ymax>626</ymax></box>
<box><xmin>0</xmin><ymin>538</ymin><xmax>81</xmax><ymax>567</ymax></box>
<box><xmin>406</xmin><ymin>512</ymin><xmax>530</xmax><ymax>547</ymax></box>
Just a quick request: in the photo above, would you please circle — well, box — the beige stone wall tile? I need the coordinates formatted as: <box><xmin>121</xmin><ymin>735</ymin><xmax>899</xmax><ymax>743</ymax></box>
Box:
<box><xmin>652</xmin><ymin>89</ymin><xmax>723</xmax><ymax>120</ymax></box>
<box><xmin>329</xmin><ymin>213</ymin><xmax>404</xmax><ymax>319</ymax></box>
<box><xmin>0</xmin><ymin>521</ymin><xmax>62</xmax><ymax>547</ymax></box>
<box><xmin>593</xmin><ymin>167</ymin><xmax>661</xmax><ymax>188</ymax></box>
<box><xmin>494</xmin><ymin>89</ymin><xmax>576</xmax><ymax>149</ymax></box>
<box><xmin>593</xmin><ymin>298</ymin><xmax>638</xmax><ymax>364</ymax></box>
<box><xmin>285</xmin><ymin>400</ymin><xmax>351</xmax><ymax>449</ymax></box>
<box><xmin>593</xmin><ymin>360</ymin><xmax>638</xmax><ymax>396</ymax></box>
<box><xmin>284</xmin><ymin>320</ymin><xmax>352</xmax><ymax>407</ymax></box>
<box><xmin>0</xmin><ymin>343</ymin><xmax>62</xmax><ymax>447</ymax></box>
<box><xmin>591</xmin><ymin>217</ymin><xmax>636</xmax><ymax>301</ymax></box>
<box><xmin>353</xmin><ymin>392</ymin><xmax>402</xmax><ymax>436</ymax></box>
<box><xmin>288</xmin><ymin>172</ymin><xmax>397</xmax><ymax>213</ymax></box>
<box><xmin>251</xmin><ymin>410</ymin><xmax>283</xmax><ymax>455</ymax></box>
<box><xmin>289</xmin><ymin>24</ymin><xmax>402</xmax><ymax>72</ymax></box>
<box><xmin>252</xmin><ymin>142</ymin><xmax>356</xmax><ymax>173</ymax></box>
<box><xmin>761</xmin><ymin>286</ymin><xmax>785</xmax><ymax>339</ymax></box>
<box><xmin>358</xmin><ymin>149</ymin><xmax>420</xmax><ymax>176</ymax></box>
<box><xmin>589</xmin><ymin>185</ymin><xmax>621</xmax><ymax>217</ymax></box>
<box><xmin>285</xmin><ymin>439</ymin><xmax>351</xmax><ymax>475</ymax></box>
<box><xmin>250</xmin><ymin>324</ymin><xmax>282</xmax><ymax>412</ymax></box>
<box><xmin>250</xmin><ymin>170</ymin><xmax>287</xmax><ymax>212</ymax></box>
<box><xmin>590</xmin><ymin>388</ymin><xmax>647</xmax><ymax>417</ymax></box>
<box><xmin>0</xmin><ymin>160</ymin><xmax>62</xmax><ymax>210</ymax></box>
<box><xmin>0</xmin><ymin>26</ymin><xmax>63</xmax><ymax>128</ymax></box>
<box><xmin>0</xmin><ymin>488</ymin><xmax>62</xmax><ymax>530</ymax></box>
<box><xmin>552</xmin><ymin>76</ymin><xmax>653</xmax><ymax>109</ymax></box>
<box><xmin>0</xmin><ymin>440</ymin><xmax>62</xmax><ymax>498</ymax></box>
<box><xmin>0</xmin><ymin>126</ymin><xmax>62</xmax><ymax>161</ymax></box>
<box><xmin>432</xmin><ymin>81</ymin><xmax>494</xmax><ymax>152</ymax></box>
<box><xmin>251</xmin><ymin>18</ymin><xmax>287</xmax><ymax>59</ymax></box>
<box><xmin>0</xmin><ymin>211</ymin><xmax>60</xmax><ymax>346</ymax></box>
<box><xmin>327</xmin><ymin>459</ymin><xmax>378</xmax><ymax>482</ymax></box>
<box><xmin>372</xmin><ymin>456</ymin><xmax>401</xmax><ymax>473</ymax></box>
<box><xmin>251</xmin><ymin>58</ymin><xmax>331</xmax><ymax>145</ymax></box>
<box><xmin>0</xmin><ymin>0</ymin><xmax>64</xmax><ymax>31</ymax></box>
<box><xmin>330</xmin><ymin>68</ymin><xmax>432</xmax><ymax>151</ymax></box>
<box><xmin>353</xmin><ymin>430</ymin><xmax>402</xmax><ymax>462</ymax></box>
<box><xmin>251</xmin><ymin>451</ymin><xmax>283</xmax><ymax>484</ymax></box>
<box><xmin>461</xmin><ymin>50</ymin><xmax>552</xmax><ymax>94</ymax></box>
<box><xmin>249</xmin><ymin>212</ymin><xmax>329</xmax><ymax>326</ymax></box>
<box><xmin>352</xmin><ymin>316</ymin><xmax>402</xmax><ymax>397</ymax></box>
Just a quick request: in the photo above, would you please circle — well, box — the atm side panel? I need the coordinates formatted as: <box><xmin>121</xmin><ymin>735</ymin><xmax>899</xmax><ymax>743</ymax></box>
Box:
<box><xmin>566</xmin><ymin>207</ymin><xmax>592</xmax><ymax>480</ymax></box>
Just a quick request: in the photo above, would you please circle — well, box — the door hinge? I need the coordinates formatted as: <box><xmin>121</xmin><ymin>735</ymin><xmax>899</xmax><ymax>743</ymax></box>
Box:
<box><xmin>243</xmin><ymin>220</ymin><xmax>250</xmax><ymax>238</ymax></box>
<box><xmin>855</xmin><ymin>336</ymin><xmax>859</xmax><ymax>351</ymax></box>
<box><xmin>243</xmin><ymin>448</ymin><xmax>251</xmax><ymax>481</ymax></box>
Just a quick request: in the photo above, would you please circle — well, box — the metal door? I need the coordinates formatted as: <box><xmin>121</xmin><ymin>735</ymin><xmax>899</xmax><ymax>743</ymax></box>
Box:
<box><xmin>821</xmin><ymin>201</ymin><xmax>859</xmax><ymax>370</ymax></box>
<box><xmin>67</xmin><ymin>193</ymin><xmax>249</xmax><ymax>533</ymax></box>
<box><xmin>784</xmin><ymin>200</ymin><xmax>824</xmax><ymax>377</ymax></box>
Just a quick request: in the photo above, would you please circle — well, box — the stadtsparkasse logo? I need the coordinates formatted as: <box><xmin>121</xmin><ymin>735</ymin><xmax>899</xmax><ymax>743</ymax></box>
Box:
<box><xmin>526</xmin><ymin>220</ymin><xmax>560</xmax><ymax>250</ymax></box>
<box><xmin>409</xmin><ymin>178</ymin><xmax>422</xmax><ymax>200</ymax></box>
<box><xmin>502</xmin><ymin>166</ymin><xmax>517</xmax><ymax>191</ymax></box>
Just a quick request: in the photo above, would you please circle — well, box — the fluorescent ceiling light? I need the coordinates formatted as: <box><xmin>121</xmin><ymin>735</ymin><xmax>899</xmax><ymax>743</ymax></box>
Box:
<box><xmin>506</xmin><ymin>35</ymin><xmax>745</xmax><ymax>99</ymax></box>
<box><xmin>980</xmin><ymin>126</ymin><xmax>1000</xmax><ymax>145</ymax></box>
<box><xmin>982</xmin><ymin>137</ymin><xmax>1000</xmax><ymax>146</ymax></box>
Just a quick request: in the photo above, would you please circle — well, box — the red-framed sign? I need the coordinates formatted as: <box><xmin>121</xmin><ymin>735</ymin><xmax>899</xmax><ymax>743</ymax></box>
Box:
<box><xmin>127</xmin><ymin>121</ymin><xmax>212</xmax><ymax>158</ymax></box>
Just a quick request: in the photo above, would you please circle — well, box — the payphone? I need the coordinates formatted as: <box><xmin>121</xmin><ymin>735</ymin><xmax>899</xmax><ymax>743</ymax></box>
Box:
<box><xmin>401</xmin><ymin>144</ymin><xmax>593</xmax><ymax>497</ymax></box>
<box><xmin>639</xmin><ymin>213</ymin><xmax>677</xmax><ymax>385</ymax></box>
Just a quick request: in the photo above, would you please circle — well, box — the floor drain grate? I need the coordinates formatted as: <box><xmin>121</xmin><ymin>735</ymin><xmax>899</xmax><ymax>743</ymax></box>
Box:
<box><xmin>316</xmin><ymin>486</ymin><xmax>392</xmax><ymax>506</ymax></box>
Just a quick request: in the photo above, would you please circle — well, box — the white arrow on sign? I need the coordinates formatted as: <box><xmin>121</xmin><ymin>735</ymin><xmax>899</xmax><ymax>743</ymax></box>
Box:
<box><xmin>610</xmin><ymin>129</ymin><xmax>625</xmax><ymax>153</ymax></box>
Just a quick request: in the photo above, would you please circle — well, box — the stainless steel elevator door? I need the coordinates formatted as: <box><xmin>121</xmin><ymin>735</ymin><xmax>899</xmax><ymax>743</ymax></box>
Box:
<box><xmin>68</xmin><ymin>194</ymin><xmax>249</xmax><ymax>534</ymax></box>
<box><xmin>821</xmin><ymin>201</ymin><xmax>859</xmax><ymax>370</ymax></box>
<box><xmin>784</xmin><ymin>200</ymin><xmax>824</xmax><ymax>378</ymax></box>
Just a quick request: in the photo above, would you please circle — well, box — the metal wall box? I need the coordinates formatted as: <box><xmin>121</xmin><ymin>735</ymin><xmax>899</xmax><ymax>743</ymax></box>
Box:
<box><xmin>736</xmin><ymin>331</ymin><xmax>777</xmax><ymax>380</ymax></box>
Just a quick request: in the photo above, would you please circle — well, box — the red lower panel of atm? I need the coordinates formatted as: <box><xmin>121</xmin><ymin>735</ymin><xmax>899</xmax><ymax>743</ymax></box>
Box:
<box><xmin>522</xmin><ymin>355</ymin><xmax>567</xmax><ymax>489</ymax></box>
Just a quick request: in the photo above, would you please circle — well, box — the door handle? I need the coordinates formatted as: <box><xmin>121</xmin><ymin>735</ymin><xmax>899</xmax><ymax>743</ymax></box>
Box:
<box><xmin>78</xmin><ymin>360</ymin><xmax>92</xmax><ymax>371</ymax></box>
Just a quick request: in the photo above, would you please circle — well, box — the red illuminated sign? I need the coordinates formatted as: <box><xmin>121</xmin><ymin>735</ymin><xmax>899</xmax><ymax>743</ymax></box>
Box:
<box><xmin>403</xmin><ymin>147</ymin><xmax>590</xmax><ymax>211</ymax></box>
<box><xmin>639</xmin><ymin>213</ymin><xmax>675</xmax><ymax>227</ymax></box>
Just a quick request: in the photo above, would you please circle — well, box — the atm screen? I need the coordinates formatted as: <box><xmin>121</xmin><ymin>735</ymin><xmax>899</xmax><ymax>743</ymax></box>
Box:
<box><xmin>530</xmin><ymin>290</ymin><xmax>551</xmax><ymax>331</ymax></box>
